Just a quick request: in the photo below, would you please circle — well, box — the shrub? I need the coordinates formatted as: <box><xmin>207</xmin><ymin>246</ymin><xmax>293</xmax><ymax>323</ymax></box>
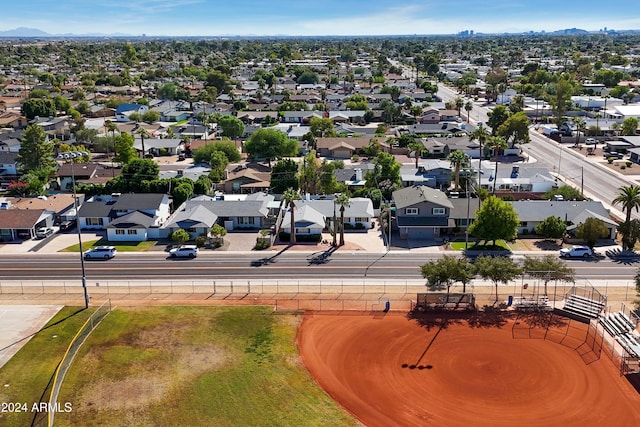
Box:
<box><xmin>608</xmin><ymin>157</ymin><xmax>614</xmax><ymax>164</ymax></box>
<box><xmin>195</xmin><ymin>236</ymin><xmax>206</xmax><ymax>247</ymax></box>
<box><xmin>626</xmin><ymin>161</ymin><xmax>633</xmax><ymax>167</ymax></box>
<box><xmin>278</xmin><ymin>232</ymin><xmax>321</xmax><ymax>242</ymax></box>
<box><xmin>354</xmin><ymin>222</ymin><xmax>365</xmax><ymax>230</ymax></box>
<box><xmin>255</xmin><ymin>237</ymin><xmax>270</xmax><ymax>250</ymax></box>
<box><xmin>621</xmin><ymin>165</ymin><xmax>627</xmax><ymax>170</ymax></box>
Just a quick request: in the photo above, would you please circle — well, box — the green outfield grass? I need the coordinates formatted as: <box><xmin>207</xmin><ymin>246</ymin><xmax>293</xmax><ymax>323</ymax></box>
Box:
<box><xmin>0</xmin><ymin>307</ymin><xmax>95</xmax><ymax>427</ymax></box>
<box><xmin>54</xmin><ymin>306</ymin><xmax>356</xmax><ymax>427</ymax></box>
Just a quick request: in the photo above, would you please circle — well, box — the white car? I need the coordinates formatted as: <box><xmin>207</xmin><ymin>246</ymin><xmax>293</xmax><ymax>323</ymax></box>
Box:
<box><xmin>35</xmin><ymin>227</ymin><xmax>54</xmax><ymax>238</ymax></box>
<box><xmin>84</xmin><ymin>246</ymin><xmax>117</xmax><ymax>260</ymax></box>
<box><xmin>169</xmin><ymin>245</ymin><xmax>198</xmax><ymax>258</ymax></box>
<box><xmin>559</xmin><ymin>245</ymin><xmax>593</xmax><ymax>258</ymax></box>
<box><xmin>585</xmin><ymin>138</ymin><xmax>597</xmax><ymax>145</ymax></box>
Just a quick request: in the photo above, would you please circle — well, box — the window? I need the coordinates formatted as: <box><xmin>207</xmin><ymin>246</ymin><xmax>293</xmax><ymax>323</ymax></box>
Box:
<box><xmin>433</xmin><ymin>207</ymin><xmax>445</xmax><ymax>215</ymax></box>
<box><xmin>238</xmin><ymin>217</ymin><xmax>255</xmax><ymax>225</ymax></box>
<box><xmin>115</xmin><ymin>229</ymin><xmax>125</xmax><ymax>235</ymax></box>
<box><xmin>406</xmin><ymin>208</ymin><xmax>419</xmax><ymax>215</ymax></box>
<box><xmin>355</xmin><ymin>217</ymin><xmax>367</xmax><ymax>222</ymax></box>
<box><xmin>87</xmin><ymin>218</ymin><xmax>103</xmax><ymax>226</ymax></box>
<box><xmin>127</xmin><ymin>230</ymin><xmax>137</xmax><ymax>235</ymax></box>
<box><xmin>520</xmin><ymin>221</ymin><xmax>528</xmax><ymax>227</ymax></box>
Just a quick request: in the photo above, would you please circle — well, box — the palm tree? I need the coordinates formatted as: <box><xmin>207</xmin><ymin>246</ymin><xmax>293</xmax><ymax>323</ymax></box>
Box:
<box><xmin>335</xmin><ymin>193</ymin><xmax>351</xmax><ymax>246</ymax></box>
<box><xmin>282</xmin><ymin>188</ymin><xmax>300</xmax><ymax>244</ymax></box>
<box><xmin>408</xmin><ymin>141</ymin><xmax>426</xmax><ymax>168</ymax></box>
<box><xmin>469</xmin><ymin>124</ymin><xmax>490</xmax><ymax>200</ymax></box>
<box><xmin>613</xmin><ymin>185</ymin><xmax>640</xmax><ymax>250</ymax></box>
<box><xmin>455</xmin><ymin>97</ymin><xmax>464</xmax><ymax>118</ymax></box>
<box><xmin>464</xmin><ymin>100</ymin><xmax>473</xmax><ymax>123</ymax></box>
<box><xmin>447</xmin><ymin>150</ymin><xmax>468</xmax><ymax>190</ymax></box>
<box><xmin>571</xmin><ymin>116</ymin><xmax>586</xmax><ymax>146</ymax></box>
<box><xmin>134</xmin><ymin>125</ymin><xmax>151</xmax><ymax>158</ymax></box>
<box><xmin>487</xmin><ymin>136</ymin><xmax>508</xmax><ymax>194</ymax></box>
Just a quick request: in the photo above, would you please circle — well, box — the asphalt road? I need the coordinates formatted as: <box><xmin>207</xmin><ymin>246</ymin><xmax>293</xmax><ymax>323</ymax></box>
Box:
<box><xmin>0</xmin><ymin>252</ymin><xmax>636</xmax><ymax>281</ymax></box>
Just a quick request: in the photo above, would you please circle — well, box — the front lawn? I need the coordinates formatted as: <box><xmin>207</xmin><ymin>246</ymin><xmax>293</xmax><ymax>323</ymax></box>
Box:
<box><xmin>450</xmin><ymin>240</ymin><xmax>511</xmax><ymax>251</ymax></box>
<box><xmin>63</xmin><ymin>239</ymin><xmax>156</xmax><ymax>252</ymax></box>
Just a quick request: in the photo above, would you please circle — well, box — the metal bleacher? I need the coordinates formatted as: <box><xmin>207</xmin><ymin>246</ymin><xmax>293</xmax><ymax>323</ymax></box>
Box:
<box><xmin>562</xmin><ymin>294</ymin><xmax>605</xmax><ymax>319</ymax></box>
<box><xmin>599</xmin><ymin>310</ymin><xmax>640</xmax><ymax>358</ymax></box>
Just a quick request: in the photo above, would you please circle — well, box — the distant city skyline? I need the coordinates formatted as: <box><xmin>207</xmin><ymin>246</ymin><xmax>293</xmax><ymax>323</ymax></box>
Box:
<box><xmin>2</xmin><ymin>0</ymin><xmax>640</xmax><ymax>37</ymax></box>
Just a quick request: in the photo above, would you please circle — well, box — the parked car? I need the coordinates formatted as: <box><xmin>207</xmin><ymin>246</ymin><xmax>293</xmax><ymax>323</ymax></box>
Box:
<box><xmin>35</xmin><ymin>227</ymin><xmax>54</xmax><ymax>238</ymax></box>
<box><xmin>59</xmin><ymin>219</ymin><xmax>76</xmax><ymax>232</ymax></box>
<box><xmin>168</xmin><ymin>245</ymin><xmax>198</xmax><ymax>258</ymax></box>
<box><xmin>585</xmin><ymin>138</ymin><xmax>597</xmax><ymax>145</ymax></box>
<box><xmin>84</xmin><ymin>246</ymin><xmax>117</xmax><ymax>260</ymax></box>
<box><xmin>559</xmin><ymin>245</ymin><xmax>593</xmax><ymax>258</ymax></box>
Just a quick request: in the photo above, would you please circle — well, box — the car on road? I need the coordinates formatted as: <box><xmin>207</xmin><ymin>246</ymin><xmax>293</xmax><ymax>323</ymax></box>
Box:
<box><xmin>35</xmin><ymin>227</ymin><xmax>54</xmax><ymax>238</ymax></box>
<box><xmin>168</xmin><ymin>245</ymin><xmax>198</xmax><ymax>258</ymax></box>
<box><xmin>559</xmin><ymin>245</ymin><xmax>594</xmax><ymax>258</ymax></box>
<box><xmin>59</xmin><ymin>219</ymin><xmax>76</xmax><ymax>232</ymax></box>
<box><xmin>585</xmin><ymin>138</ymin><xmax>597</xmax><ymax>145</ymax></box>
<box><xmin>84</xmin><ymin>246</ymin><xmax>117</xmax><ymax>260</ymax></box>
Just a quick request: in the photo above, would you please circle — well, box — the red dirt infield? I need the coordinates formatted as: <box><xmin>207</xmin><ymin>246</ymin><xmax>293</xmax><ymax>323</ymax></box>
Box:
<box><xmin>297</xmin><ymin>311</ymin><xmax>640</xmax><ymax>427</ymax></box>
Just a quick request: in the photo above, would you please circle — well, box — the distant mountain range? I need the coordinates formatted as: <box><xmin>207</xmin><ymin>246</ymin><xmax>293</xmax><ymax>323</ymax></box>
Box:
<box><xmin>0</xmin><ymin>27</ymin><xmax>133</xmax><ymax>38</ymax></box>
<box><xmin>0</xmin><ymin>26</ymin><xmax>638</xmax><ymax>38</ymax></box>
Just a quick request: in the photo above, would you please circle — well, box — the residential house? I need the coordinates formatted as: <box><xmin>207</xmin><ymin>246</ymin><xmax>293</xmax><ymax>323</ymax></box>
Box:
<box><xmin>392</xmin><ymin>185</ymin><xmax>454</xmax><ymax>239</ymax></box>
<box><xmin>162</xmin><ymin>193</ymin><xmax>276</xmax><ymax>239</ymax></box>
<box><xmin>31</xmin><ymin>116</ymin><xmax>71</xmax><ymax>140</ymax></box>
<box><xmin>280</xmin><ymin>204</ymin><xmax>326</xmax><ymax>237</ymax></box>
<box><xmin>0</xmin><ymin>208</ymin><xmax>47</xmax><ymax>241</ymax></box>
<box><xmin>115</xmin><ymin>103</ymin><xmax>149</xmax><ymax>122</ymax></box>
<box><xmin>477</xmin><ymin>164</ymin><xmax>556</xmax><ymax>198</ymax></box>
<box><xmin>223</xmin><ymin>163</ymin><xmax>272</xmax><ymax>194</ymax></box>
<box><xmin>0</xmin><ymin>152</ymin><xmax>19</xmax><ymax>184</ymax></box>
<box><xmin>296</xmin><ymin>197</ymin><xmax>375</xmax><ymax>230</ymax></box>
<box><xmin>133</xmin><ymin>137</ymin><xmax>183</xmax><ymax>156</ymax></box>
<box><xmin>77</xmin><ymin>193</ymin><xmax>171</xmax><ymax>241</ymax></box>
<box><xmin>509</xmin><ymin>200</ymin><xmax>617</xmax><ymax>239</ymax></box>
<box><xmin>0</xmin><ymin>130</ymin><xmax>22</xmax><ymax>152</ymax></box>
<box><xmin>400</xmin><ymin>160</ymin><xmax>452</xmax><ymax>190</ymax></box>
<box><xmin>0</xmin><ymin>111</ymin><xmax>27</xmax><ymax>129</ymax></box>
<box><xmin>316</xmin><ymin>136</ymin><xmax>389</xmax><ymax>159</ymax></box>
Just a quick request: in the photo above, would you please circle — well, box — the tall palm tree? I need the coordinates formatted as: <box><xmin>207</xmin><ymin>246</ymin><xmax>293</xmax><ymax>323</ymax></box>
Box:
<box><xmin>464</xmin><ymin>100</ymin><xmax>473</xmax><ymax>123</ymax></box>
<box><xmin>487</xmin><ymin>136</ymin><xmax>508</xmax><ymax>194</ymax></box>
<box><xmin>469</xmin><ymin>124</ymin><xmax>490</xmax><ymax>199</ymax></box>
<box><xmin>613</xmin><ymin>185</ymin><xmax>640</xmax><ymax>250</ymax></box>
<box><xmin>571</xmin><ymin>116</ymin><xmax>586</xmax><ymax>146</ymax></box>
<box><xmin>134</xmin><ymin>125</ymin><xmax>151</xmax><ymax>158</ymax></box>
<box><xmin>282</xmin><ymin>188</ymin><xmax>300</xmax><ymax>244</ymax></box>
<box><xmin>455</xmin><ymin>97</ymin><xmax>464</xmax><ymax>118</ymax></box>
<box><xmin>335</xmin><ymin>193</ymin><xmax>351</xmax><ymax>246</ymax></box>
<box><xmin>447</xmin><ymin>150</ymin><xmax>468</xmax><ymax>190</ymax></box>
<box><xmin>408</xmin><ymin>141</ymin><xmax>426</xmax><ymax>168</ymax></box>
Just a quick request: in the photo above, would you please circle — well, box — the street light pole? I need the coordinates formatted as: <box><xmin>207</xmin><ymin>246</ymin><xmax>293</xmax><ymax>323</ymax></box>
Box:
<box><xmin>60</xmin><ymin>152</ymin><xmax>90</xmax><ymax>308</ymax></box>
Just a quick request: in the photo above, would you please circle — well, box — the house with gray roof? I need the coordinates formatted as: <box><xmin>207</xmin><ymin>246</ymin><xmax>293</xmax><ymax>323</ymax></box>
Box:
<box><xmin>77</xmin><ymin>193</ymin><xmax>171</xmax><ymax>240</ymax></box>
<box><xmin>392</xmin><ymin>185</ymin><xmax>454</xmax><ymax>240</ymax></box>
<box><xmin>162</xmin><ymin>193</ymin><xmax>275</xmax><ymax>239</ymax></box>
<box><xmin>296</xmin><ymin>197</ymin><xmax>375</xmax><ymax>230</ymax></box>
<box><xmin>508</xmin><ymin>200</ymin><xmax>617</xmax><ymax>239</ymax></box>
<box><xmin>400</xmin><ymin>160</ymin><xmax>452</xmax><ymax>190</ymax></box>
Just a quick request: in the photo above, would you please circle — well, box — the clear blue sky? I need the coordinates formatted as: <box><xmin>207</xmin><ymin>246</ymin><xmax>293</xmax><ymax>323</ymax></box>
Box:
<box><xmin>4</xmin><ymin>0</ymin><xmax>640</xmax><ymax>36</ymax></box>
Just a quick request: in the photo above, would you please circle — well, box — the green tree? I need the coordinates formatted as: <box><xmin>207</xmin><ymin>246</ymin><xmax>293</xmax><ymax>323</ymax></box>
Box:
<box><xmin>113</xmin><ymin>133</ymin><xmax>137</xmax><ymax>164</ymax></box>
<box><xmin>21</xmin><ymin>98</ymin><xmax>56</xmax><ymax>119</ymax></box>
<box><xmin>613</xmin><ymin>185</ymin><xmax>640</xmax><ymax>251</ymax></box>
<box><xmin>617</xmin><ymin>220</ymin><xmax>640</xmax><ymax>252</ymax></box>
<box><xmin>497</xmin><ymin>111</ymin><xmax>530</xmax><ymax>148</ymax></box>
<box><xmin>420</xmin><ymin>255</ymin><xmax>475</xmax><ymax>297</ymax></box>
<box><xmin>464</xmin><ymin>100</ymin><xmax>473</xmax><ymax>123</ymax></box>
<box><xmin>17</xmin><ymin>125</ymin><xmax>56</xmax><ymax>175</ymax></box>
<box><xmin>244</xmin><ymin>128</ymin><xmax>298</xmax><ymax>167</ymax></box>
<box><xmin>548</xmin><ymin>76</ymin><xmax>575</xmax><ymax>128</ymax></box>
<box><xmin>299</xmin><ymin>151</ymin><xmax>321</xmax><ymax>194</ymax></box>
<box><xmin>447</xmin><ymin>151</ymin><xmax>468</xmax><ymax>190</ymax></box>
<box><xmin>282</xmin><ymin>188</ymin><xmax>301</xmax><ymax>243</ymax></box>
<box><xmin>544</xmin><ymin>185</ymin><xmax>584</xmax><ymax>201</ymax></box>
<box><xmin>122</xmin><ymin>158</ymin><xmax>159</xmax><ymax>184</ymax></box>
<box><xmin>210</xmin><ymin>223</ymin><xmax>227</xmax><ymax>245</ymax></box>
<box><xmin>270</xmin><ymin>158</ymin><xmax>299</xmax><ymax>194</ymax></box>
<box><xmin>157</xmin><ymin>82</ymin><xmax>179</xmax><ymax>100</ymax></box>
<box><xmin>523</xmin><ymin>255</ymin><xmax>574</xmax><ymax>295</ymax></box>
<box><xmin>486</xmin><ymin>105</ymin><xmax>510</xmax><ymax>135</ymax></box>
<box><xmin>172</xmin><ymin>182</ymin><xmax>193</xmax><ymax>208</ymax></box>
<box><xmin>318</xmin><ymin>160</ymin><xmax>344</xmax><ymax>195</ymax></box>
<box><xmin>170</xmin><ymin>229</ymin><xmax>190</xmax><ymax>245</ymax></box>
<box><xmin>473</xmin><ymin>255</ymin><xmax>522</xmax><ymax>303</ymax></box>
<box><xmin>621</xmin><ymin>117</ymin><xmax>639</xmax><ymax>136</ymax></box>
<box><xmin>535</xmin><ymin>216</ymin><xmax>567</xmax><ymax>240</ymax></box>
<box><xmin>575</xmin><ymin>218</ymin><xmax>609</xmax><ymax>248</ymax></box>
<box><xmin>208</xmin><ymin>151</ymin><xmax>229</xmax><ymax>183</ymax></box>
<box><xmin>468</xmin><ymin>196</ymin><xmax>519</xmax><ymax>246</ymax></box>
<box><xmin>218</xmin><ymin>115</ymin><xmax>245</xmax><ymax>140</ymax></box>
<box><xmin>297</xmin><ymin>71</ymin><xmax>319</xmax><ymax>84</ymax></box>
<box><xmin>365</xmin><ymin>152</ymin><xmax>401</xmax><ymax>201</ymax></box>
<box><xmin>408</xmin><ymin>141</ymin><xmax>427</xmax><ymax>168</ymax></box>
<box><xmin>309</xmin><ymin>117</ymin><xmax>336</xmax><ymax>137</ymax></box>
<box><xmin>141</xmin><ymin>110</ymin><xmax>160</xmax><ymax>124</ymax></box>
